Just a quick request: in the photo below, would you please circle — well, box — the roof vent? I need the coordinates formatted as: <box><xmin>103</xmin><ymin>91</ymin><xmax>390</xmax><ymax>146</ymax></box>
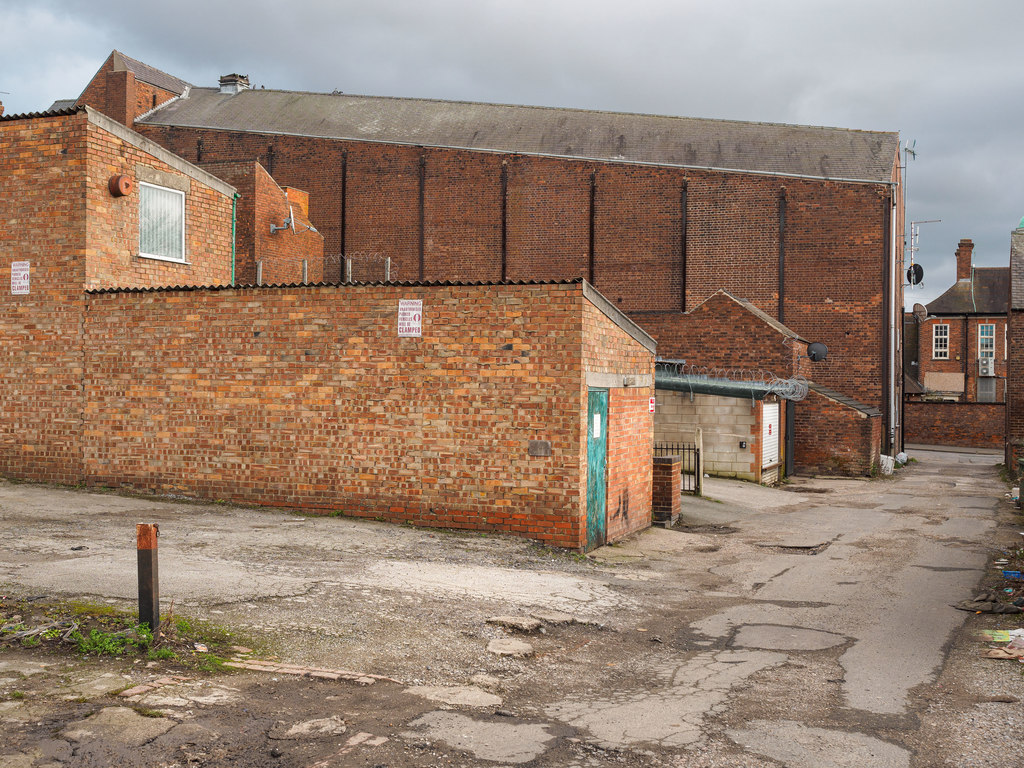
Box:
<box><xmin>219</xmin><ymin>74</ymin><xmax>250</xmax><ymax>95</ymax></box>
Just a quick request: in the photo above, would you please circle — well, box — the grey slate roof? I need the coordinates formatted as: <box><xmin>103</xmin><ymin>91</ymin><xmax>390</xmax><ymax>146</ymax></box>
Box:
<box><xmin>111</xmin><ymin>50</ymin><xmax>190</xmax><ymax>94</ymax></box>
<box><xmin>138</xmin><ymin>87</ymin><xmax>899</xmax><ymax>182</ymax></box>
<box><xmin>926</xmin><ymin>267</ymin><xmax>1009</xmax><ymax>316</ymax></box>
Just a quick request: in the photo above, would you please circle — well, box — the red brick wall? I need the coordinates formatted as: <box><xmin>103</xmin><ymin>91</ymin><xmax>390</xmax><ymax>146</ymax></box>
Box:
<box><xmin>635</xmin><ymin>292</ymin><xmax>806</xmax><ymax>375</ymax></box>
<box><xmin>136</xmin><ymin>125</ymin><xmax>893</xmax><ymax>421</ymax></box>
<box><xmin>84</xmin><ymin>119</ymin><xmax>233</xmax><ymax>290</ymax></box>
<box><xmin>580</xmin><ymin>299</ymin><xmax>655</xmax><ymax>544</ymax></box>
<box><xmin>652</xmin><ymin>456</ymin><xmax>681</xmax><ymax>524</ymax></box>
<box><xmin>76</xmin><ymin>57</ymin><xmax>179</xmax><ymax>127</ymax></box>
<box><xmin>904</xmin><ymin>402</ymin><xmax>1005</xmax><ymax>449</ymax></box>
<box><xmin>1009</xmin><ymin>308</ymin><xmax>1024</xmax><ymax>469</ymax></box>
<box><xmin>200</xmin><ymin>161</ymin><xmax>324</xmax><ymax>286</ymax></box>
<box><xmin>40</xmin><ymin>282</ymin><xmax>647</xmax><ymax>549</ymax></box>
<box><xmin>794</xmin><ymin>390</ymin><xmax>880</xmax><ymax>476</ymax></box>
<box><xmin>0</xmin><ymin>113</ymin><xmax>88</xmax><ymax>483</ymax></box>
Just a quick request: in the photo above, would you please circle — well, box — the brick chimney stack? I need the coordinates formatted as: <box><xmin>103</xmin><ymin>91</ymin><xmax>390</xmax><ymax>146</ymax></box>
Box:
<box><xmin>956</xmin><ymin>238</ymin><xmax>974</xmax><ymax>281</ymax></box>
<box><xmin>219</xmin><ymin>74</ymin><xmax>250</xmax><ymax>95</ymax></box>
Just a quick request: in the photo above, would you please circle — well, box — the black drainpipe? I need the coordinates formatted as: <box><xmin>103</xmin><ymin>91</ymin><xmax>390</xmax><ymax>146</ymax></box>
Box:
<box><xmin>588</xmin><ymin>171</ymin><xmax>597</xmax><ymax>285</ymax></box>
<box><xmin>680</xmin><ymin>180</ymin><xmax>688</xmax><ymax>312</ymax></box>
<box><xmin>785</xmin><ymin>399</ymin><xmax>795</xmax><ymax>477</ymax></box>
<box><xmin>266</xmin><ymin>144</ymin><xmax>275</xmax><ymax>176</ymax></box>
<box><xmin>500</xmin><ymin>160</ymin><xmax>508</xmax><ymax>281</ymax></box>
<box><xmin>778</xmin><ymin>187</ymin><xmax>787</xmax><ymax>324</ymax></box>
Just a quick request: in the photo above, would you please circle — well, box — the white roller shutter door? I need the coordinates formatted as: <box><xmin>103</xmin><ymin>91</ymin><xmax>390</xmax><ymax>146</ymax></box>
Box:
<box><xmin>762</xmin><ymin>401</ymin><xmax>780</xmax><ymax>468</ymax></box>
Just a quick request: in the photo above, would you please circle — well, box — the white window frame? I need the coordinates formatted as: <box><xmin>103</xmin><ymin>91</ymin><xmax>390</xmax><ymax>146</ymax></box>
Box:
<box><xmin>139</xmin><ymin>182</ymin><xmax>187</xmax><ymax>264</ymax></box>
<box><xmin>932</xmin><ymin>324</ymin><xmax>949</xmax><ymax>359</ymax></box>
<box><xmin>979</xmin><ymin>323</ymin><xmax>995</xmax><ymax>359</ymax></box>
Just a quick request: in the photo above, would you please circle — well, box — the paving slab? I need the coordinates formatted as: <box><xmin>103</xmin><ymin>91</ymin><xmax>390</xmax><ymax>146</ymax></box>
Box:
<box><xmin>728</xmin><ymin>720</ymin><xmax>910</xmax><ymax>768</ymax></box>
<box><xmin>405</xmin><ymin>711</ymin><xmax>556</xmax><ymax>764</ymax></box>
<box><xmin>61</xmin><ymin>706</ymin><xmax>176</xmax><ymax>747</ymax></box>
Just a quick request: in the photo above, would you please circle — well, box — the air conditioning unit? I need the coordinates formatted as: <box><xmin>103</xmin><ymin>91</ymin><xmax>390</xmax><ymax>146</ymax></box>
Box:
<box><xmin>979</xmin><ymin>358</ymin><xmax>995</xmax><ymax>377</ymax></box>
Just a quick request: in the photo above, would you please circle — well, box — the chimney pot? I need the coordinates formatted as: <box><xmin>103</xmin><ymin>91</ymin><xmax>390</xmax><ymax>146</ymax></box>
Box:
<box><xmin>219</xmin><ymin>74</ymin><xmax>250</xmax><ymax>95</ymax></box>
<box><xmin>955</xmin><ymin>238</ymin><xmax>974</xmax><ymax>281</ymax></box>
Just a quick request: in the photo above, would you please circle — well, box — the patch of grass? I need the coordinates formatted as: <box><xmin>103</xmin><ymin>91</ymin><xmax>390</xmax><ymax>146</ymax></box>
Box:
<box><xmin>147</xmin><ymin>647</ymin><xmax>176</xmax><ymax>661</ymax></box>
<box><xmin>132</xmin><ymin>707</ymin><xmax>166</xmax><ymax>718</ymax></box>
<box><xmin>20</xmin><ymin>635</ymin><xmax>41</xmax><ymax>648</ymax></box>
<box><xmin>71</xmin><ymin>625</ymin><xmax>151</xmax><ymax>656</ymax></box>
<box><xmin>8</xmin><ymin>690</ymin><xmax>26</xmax><ymax>700</ymax></box>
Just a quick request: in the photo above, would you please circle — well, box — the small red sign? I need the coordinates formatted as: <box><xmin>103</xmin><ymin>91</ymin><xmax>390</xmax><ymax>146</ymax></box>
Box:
<box><xmin>649</xmin><ymin>397</ymin><xmax>656</xmax><ymax>413</ymax></box>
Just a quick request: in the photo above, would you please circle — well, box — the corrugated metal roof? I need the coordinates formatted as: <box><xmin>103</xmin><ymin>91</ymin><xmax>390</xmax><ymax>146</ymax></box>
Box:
<box><xmin>0</xmin><ymin>106</ymin><xmax>83</xmax><ymax>122</ymax></box>
<box><xmin>85</xmin><ymin>277</ymin><xmax>585</xmax><ymax>295</ymax></box>
<box><xmin>112</xmin><ymin>50</ymin><xmax>190</xmax><ymax>95</ymax></box>
<box><xmin>926</xmin><ymin>267</ymin><xmax>1009</xmax><ymax>315</ymax></box>
<box><xmin>139</xmin><ymin>87</ymin><xmax>899</xmax><ymax>182</ymax></box>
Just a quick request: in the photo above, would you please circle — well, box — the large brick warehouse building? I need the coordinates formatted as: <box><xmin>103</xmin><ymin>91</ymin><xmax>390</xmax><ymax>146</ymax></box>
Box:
<box><xmin>76</xmin><ymin>52</ymin><xmax>902</xmax><ymax>468</ymax></box>
<box><xmin>1</xmin><ymin>49</ymin><xmax>905</xmax><ymax>542</ymax></box>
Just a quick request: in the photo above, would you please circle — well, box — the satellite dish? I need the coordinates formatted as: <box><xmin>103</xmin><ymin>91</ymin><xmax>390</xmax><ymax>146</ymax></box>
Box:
<box><xmin>807</xmin><ymin>342</ymin><xmax>828</xmax><ymax>362</ymax></box>
<box><xmin>913</xmin><ymin>303</ymin><xmax>928</xmax><ymax>322</ymax></box>
<box><xmin>906</xmin><ymin>263</ymin><xmax>924</xmax><ymax>285</ymax></box>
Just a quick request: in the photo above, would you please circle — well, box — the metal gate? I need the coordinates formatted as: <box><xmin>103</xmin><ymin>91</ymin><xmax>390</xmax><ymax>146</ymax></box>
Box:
<box><xmin>653</xmin><ymin>442</ymin><xmax>701</xmax><ymax>494</ymax></box>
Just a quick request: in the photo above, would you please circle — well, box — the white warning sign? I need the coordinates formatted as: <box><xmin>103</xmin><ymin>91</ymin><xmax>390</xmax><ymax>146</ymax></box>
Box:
<box><xmin>398</xmin><ymin>299</ymin><xmax>423</xmax><ymax>337</ymax></box>
<box><xmin>11</xmin><ymin>261</ymin><xmax>29</xmax><ymax>295</ymax></box>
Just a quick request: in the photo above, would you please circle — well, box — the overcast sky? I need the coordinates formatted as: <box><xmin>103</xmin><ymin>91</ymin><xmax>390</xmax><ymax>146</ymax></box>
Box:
<box><xmin>2</xmin><ymin>0</ymin><xmax>1020</xmax><ymax>306</ymax></box>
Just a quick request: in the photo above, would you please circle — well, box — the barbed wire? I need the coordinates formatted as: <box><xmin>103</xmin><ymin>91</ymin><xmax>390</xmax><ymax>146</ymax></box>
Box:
<box><xmin>655</xmin><ymin>361</ymin><xmax>809</xmax><ymax>401</ymax></box>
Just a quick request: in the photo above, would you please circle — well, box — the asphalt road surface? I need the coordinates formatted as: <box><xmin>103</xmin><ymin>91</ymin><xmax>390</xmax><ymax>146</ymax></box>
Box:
<box><xmin>0</xmin><ymin>446</ymin><xmax>1020</xmax><ymax>767</ymax></box>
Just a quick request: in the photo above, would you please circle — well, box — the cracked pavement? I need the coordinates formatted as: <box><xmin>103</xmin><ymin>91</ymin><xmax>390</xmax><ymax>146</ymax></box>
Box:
<box><xmin>0</xmin><ymin>446</ymin><xmax>1019</xmax><ymax>766</ymax></box>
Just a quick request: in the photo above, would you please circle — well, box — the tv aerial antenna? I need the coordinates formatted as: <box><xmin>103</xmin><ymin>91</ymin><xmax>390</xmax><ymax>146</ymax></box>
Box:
<box><xmin>906</xmin><ymin>219</ymin><xmax>940</xmax><ymax>286</ymax></box>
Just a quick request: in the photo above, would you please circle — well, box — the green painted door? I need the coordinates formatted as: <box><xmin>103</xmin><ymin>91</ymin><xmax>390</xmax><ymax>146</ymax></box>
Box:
<box><xmin>586</xmin><ymin>389</ymin><xmax>608</xmax><ymax>550</ymax></box>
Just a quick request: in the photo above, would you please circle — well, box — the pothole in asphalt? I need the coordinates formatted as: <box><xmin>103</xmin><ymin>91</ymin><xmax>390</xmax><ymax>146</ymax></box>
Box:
<box><xmin>673</xmin><ymin>524</ymin><xmax>740</xmax><ymax>535</ymax></box>
<box><xmin>755</xmin><ymin>542</ymin><xmax>832</xmax><ymax>555</ymax></box>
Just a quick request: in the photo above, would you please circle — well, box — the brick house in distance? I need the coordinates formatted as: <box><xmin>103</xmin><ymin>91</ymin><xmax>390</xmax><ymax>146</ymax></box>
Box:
<box><xmin>904</xmin><ymin>238</ymin><xmax>1008</xmax><ymax>449</ymax></box>
<box><xmin>64</xmin><ymin>50</ymin><xmax>904</xmax><ymax>475</ymax></box>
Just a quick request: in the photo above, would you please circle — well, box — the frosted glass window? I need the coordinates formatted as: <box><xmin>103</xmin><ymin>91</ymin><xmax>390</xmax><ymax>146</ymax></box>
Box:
<box><xmin>140</xmin><ymin>183</ymin><xmax>185</xmax><ymax>262</ymax></box>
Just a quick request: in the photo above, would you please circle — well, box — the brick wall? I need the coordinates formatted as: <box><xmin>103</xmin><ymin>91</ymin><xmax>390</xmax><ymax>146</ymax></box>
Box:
<box><xmin>581</xmin><ymin>298</ymin><xmax>655</xmax><ymax>544</ymax></box>
<box><xmin>83</xmin><ymin>116</ymin><xmax>233</xmax><ymax>290</ymax></box>
<box><xmin>199</xmin><ymin>161</ymin><xmax>324</xmax><ymax>286</ymax></box>
<box><xmin>652</xmin><ymin>456</ymin><xmax>681</xmax><ymax>525</ymax></box>
<box><xmin>76</xmin><ymin>56</ymin><xmax>179</xmax><ymax>127</ymax></box>
<box><xmin>917</xmin><ymin>315</ymin><xmax>1007</xmax><ymax>401</ymax></box>
<box><xmin>136</xmin><ymin>125</ymin><xmax>895</xmax><ymax>421</ymax></box>
<box><xmin>3</xmin><ymin>280</ymin><xmax>655</xmax><ymax>549</ymax></box>
<box><xmin>0</xmin><ymin>112</ymin><xmax>88</xmax><ymax>483</ymax></box>
<box><xmin>904</xmin><ymin>402</ymin><xmax>1005</xmax><ymax>449</ymax></box>
<box><xmin>0</xmin><ymin>108</ymin><xmax>232</xmax><ymax>481</ymax></box>
<box><xmin>794</xmin><ymin>390</ymin><xmax>880</xmax><ymax>476</ymax></box>
<box><xmin>1009</xmin><ymin>307</ymin><xmax>1024</xmax><ymax>469</ymax></box>
<box><xmin>636</xmin><ymin>291</ymin><xmax>807</xmax><ymax>375</ymax></box>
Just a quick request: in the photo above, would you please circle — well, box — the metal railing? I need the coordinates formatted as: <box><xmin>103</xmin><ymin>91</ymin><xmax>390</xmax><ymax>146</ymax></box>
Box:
<box><xmin>654</xmin><ymin>441</ymin><xmax>702</xmax><ymax>495</ymax></box>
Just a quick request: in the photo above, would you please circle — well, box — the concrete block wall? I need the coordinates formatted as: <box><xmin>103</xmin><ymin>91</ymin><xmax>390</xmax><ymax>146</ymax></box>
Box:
<box><xmin>654</xmin><ymin>390</ymin><xmax>757</xmax><ymax>481</ymax></box>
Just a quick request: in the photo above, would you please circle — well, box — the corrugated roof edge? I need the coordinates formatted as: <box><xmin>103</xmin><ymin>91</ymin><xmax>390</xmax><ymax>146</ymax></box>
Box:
<box><xmin>85</xmin><ymin>277</ymin><xmax>587</xmax><ymax>294</ymax></box>
<box><xmin>0</xmin><ymin>106</ymin><xmax>84</xmax><ymax>122</ymax></box>
<box><xmin>808</xmin><ymin>382</ymin><xmax>881</xmax><ymax>417</ymax></box>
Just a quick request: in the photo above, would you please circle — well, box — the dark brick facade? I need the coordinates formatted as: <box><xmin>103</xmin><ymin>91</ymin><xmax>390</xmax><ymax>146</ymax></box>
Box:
<box><xmin>904</xmin><ymin>402</ymin><xmax>1005</xmax><ymax>449</ymax></box>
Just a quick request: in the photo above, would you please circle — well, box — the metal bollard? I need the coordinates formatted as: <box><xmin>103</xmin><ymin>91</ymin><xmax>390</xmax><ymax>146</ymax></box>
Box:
<box><xmin>137</xmin><ymin>524</ymin><xmax>159</xmax><ymax>632</ymax></box>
